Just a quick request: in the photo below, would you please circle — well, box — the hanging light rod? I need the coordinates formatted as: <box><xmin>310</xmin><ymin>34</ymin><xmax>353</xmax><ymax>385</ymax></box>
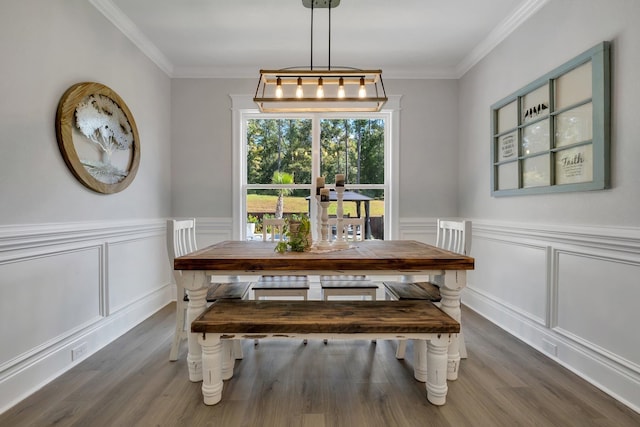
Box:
<box><xmin>253</xmin><ymin>0</ymin><xmax>387</xmax><ymax>113</ymax></box>
<box><xmin>302</xmin><ymin>0</ymin><xmax>341</xmax><ymax>8</ymax></box>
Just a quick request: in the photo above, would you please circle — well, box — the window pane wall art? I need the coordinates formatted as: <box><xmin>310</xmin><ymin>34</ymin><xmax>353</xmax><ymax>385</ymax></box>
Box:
<box><xmin>490</xmin><ymin>42</ymin><xmax>610</xmax><ymax>196</ymax></box>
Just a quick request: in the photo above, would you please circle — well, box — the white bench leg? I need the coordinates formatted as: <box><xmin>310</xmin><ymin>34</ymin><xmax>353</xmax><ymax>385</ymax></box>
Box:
<box><xmin>233</xmin><ymin>340</ymin><xmax>243</xmax><ymax>359</ymax></box>
<box><xmin>458</xmin><ymin>330</ymin><xmax>468</xmax><ymax>359</ymax></box>
<box><xmin>426</xmin><ymin>336</ymin><xmax>449</xmax><ymax>406</ymax></box>
<box><xmin>221</xmin><ymin>340</ymin><xmax>235</xmax><ymax>380</ymax></box>
<box><xmin>395</xmin><ymin>340</ymin><xmax>407</xmax><ymax>359</ymax></box>
<box><xmin>199</xmin><ymin>334</ymin><xmax>224</xmax><ymax>405</ymax></box>
<box><xmin>413</xmin><ymin>339</ymin><xmax>428</xmax><ymax>382</ymax></box>
<box><xmin>434</xmin><ymin>302</ymin><xmax>467</xmax><ymax>359</ymax></box>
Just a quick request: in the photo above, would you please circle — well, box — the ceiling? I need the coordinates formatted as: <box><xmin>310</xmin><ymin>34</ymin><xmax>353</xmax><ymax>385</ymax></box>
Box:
<box><xmin>90</xmin><ymin>0</ymin><xmax>549</xmax><ymax>79</ymax></box>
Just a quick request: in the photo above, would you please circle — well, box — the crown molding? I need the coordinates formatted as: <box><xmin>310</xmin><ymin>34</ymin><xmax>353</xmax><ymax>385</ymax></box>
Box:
<box><xmin>90</xmin><ymin>0</ymin><xmax>549</xmax><ymax>80</ymax></box>
<box><xmin>89</xmin><ymin>0</ymin><xmax>174</xmax><ymax>76</ymax></box>
<box><xmin>455</xmin><ymin>0</ymin><xmax>550</xmax><ymax>78</ymax></box>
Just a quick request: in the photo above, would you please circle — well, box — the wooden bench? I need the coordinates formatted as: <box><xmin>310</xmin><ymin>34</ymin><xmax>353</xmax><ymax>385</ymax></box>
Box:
<box><xmin>192</xmin><ymin>300</ymin><xmax>460</xmax><ymax>406</ymax></box>
<box><xmin>383</xmin><ymin>281</ymin><xmax>443</xmax><ymax>359</ymax></box>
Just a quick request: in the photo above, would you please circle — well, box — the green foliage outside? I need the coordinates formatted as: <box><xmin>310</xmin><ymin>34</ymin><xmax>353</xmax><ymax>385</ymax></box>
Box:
<box><xmin>247</xmin><ymin>118</ymin><xmax>384</xmax><ymax>190</ymax></box>
<box><xmin>319</xmin><ymin>119</ymin><xmax>384</xmax><ymax>185</ymax></box>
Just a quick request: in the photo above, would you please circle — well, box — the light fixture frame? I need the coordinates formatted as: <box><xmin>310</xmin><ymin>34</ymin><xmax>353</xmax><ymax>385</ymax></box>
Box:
<box><xmin>253</xmin><ymin>0</ymin><xmax>387</xmax><ymax>113</ymax></box>
<box><xmin>254</xmin><ymin>68</ymin><xmax>387</xmax><ymax>113</ymax></box>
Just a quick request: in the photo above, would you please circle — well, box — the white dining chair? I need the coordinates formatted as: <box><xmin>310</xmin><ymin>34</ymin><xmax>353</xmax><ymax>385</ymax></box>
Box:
<box><xmin>261</xmin><ymin>217</ymin><xmax>286</xmax><ymax>242</ymax></box>
<box><xmin>322</xmin><ymin>217</ymin><xmax>377</xmax><ymax>300</ymax></box>
<box><xmin>321</xmin><ymin>217</ymin><xmax>378</xmax><ymax>344</ymax></box>
<box><xmin>435</xmin><ymin>219</ymin><xmax>472</xmax><ymax>255</ymax></box>
<box><xmin>253</xmin><ymin>217</ymin><xmax>310</xmax><ymax>344</ymax></box>
<box><xmin>167</xmin><ymin>218</ymin><xmax>250</xmax><ymax>361</ymax></box>
<box><xmin>384</xmin><ymin>219</ymin><xmax>472</xmax><ymax>359</ymax></box>
<box><xmin>320</xmin><ymin>218</ymin><xmax>378</xmax><ymax>301</ymax></box>
<box><xmin>253</xmin><ymin>218</ymin><xmax>310</xmax><ymax>299</ymax></box>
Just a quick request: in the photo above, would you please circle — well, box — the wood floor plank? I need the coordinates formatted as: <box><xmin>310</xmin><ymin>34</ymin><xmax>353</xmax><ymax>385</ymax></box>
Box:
<box><xmin>1</xmin><ymin>302</ymin><xmax>638</xmax><ymax>427</ymax></box>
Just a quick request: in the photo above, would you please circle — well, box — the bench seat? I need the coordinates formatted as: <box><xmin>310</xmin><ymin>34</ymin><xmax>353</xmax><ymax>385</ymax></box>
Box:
<box><xmin>182</xmin><ymin>281</ymin><xmax>251</xmax><ymax>302</ymax></box>
<box><xmin>383</xmin><ymin>281</ymin><xmax>441</xmax><ymax>301</ymax></box>
<box><xmin>192</xmin><ymin>300</ymin><xmax>459</xmax><ymax>407</ymax></box>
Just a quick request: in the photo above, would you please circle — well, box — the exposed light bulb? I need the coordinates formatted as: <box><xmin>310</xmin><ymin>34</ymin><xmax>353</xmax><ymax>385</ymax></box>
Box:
<box><xmin>296</xmin><ymin>77</ymin><xmax>303</xmax><ymax>98</ymax></box>
<box><xmin>337</xmin><ymin>77</ymin><xmax>346</xmax><ymax>98</ymax></box>
<box><xmin>316</xmin><ymin>77</ymin><xmax>324</xmax><ymax>98</ymax></box>
<box><xmin>275</xmin><ymin>77</ymin><xmax>283</xmax><ymax>98</ymax></box>
<box><xmin>358</xmin><ymin>77</ymin><xmax>367</xmax><ymax>98</ymax></box>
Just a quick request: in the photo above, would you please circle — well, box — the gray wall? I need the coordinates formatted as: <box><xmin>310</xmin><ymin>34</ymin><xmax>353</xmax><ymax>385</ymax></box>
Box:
<box><xmin>170</xmin><ymin>78</ymin><xmax>460</xmax><ymax>220</ymax></box>
<box><xmin>0</xmin><ymin>0</ymin><xmax>172</xmax><ymax>224</ymax></box>
<box><xmin>0</xmin><ymin>0</ymin><xmax>172</xmax><ymax>412</ymax></box>
<box><xmin>458</xmin><ymin>0</ymin><xmax>640</xmax><ymax>226</ymax></box>
<box><xmin>457</xmin><ymin>0</ymin><xmax>640</xmax><ymax>411</ymax></box>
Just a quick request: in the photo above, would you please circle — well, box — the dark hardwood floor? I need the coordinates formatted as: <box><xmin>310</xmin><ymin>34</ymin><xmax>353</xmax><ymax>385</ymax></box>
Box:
<box><xmin>1</xmin><ymin>302</ymin><xmax>638</xmax><ymax>426</ymax></box>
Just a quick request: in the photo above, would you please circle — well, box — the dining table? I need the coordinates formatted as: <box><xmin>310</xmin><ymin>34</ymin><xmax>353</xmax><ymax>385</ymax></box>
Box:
<box><xmin>174</xmin><ymin>239</ymin><xmax>475</xmax><ymax>384</ymax></box>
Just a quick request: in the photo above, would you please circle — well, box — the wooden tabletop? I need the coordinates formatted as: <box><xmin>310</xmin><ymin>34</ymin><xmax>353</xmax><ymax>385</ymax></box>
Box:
<box><xmin>175</xmin><ymin>240</ymin><xmax>474</xmax><ymax>273</ymax></box>
<box><xmin>191</xmin><ymin>300</ymin><xmax>460</xmax><ymax>334</ymax></box>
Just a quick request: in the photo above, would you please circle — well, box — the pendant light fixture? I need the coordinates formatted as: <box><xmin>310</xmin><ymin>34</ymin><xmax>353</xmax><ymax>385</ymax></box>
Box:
<box><xmin>253</xmin><ymin>0</ymin><xmax>387</xmax><ymax>113</ymax></box>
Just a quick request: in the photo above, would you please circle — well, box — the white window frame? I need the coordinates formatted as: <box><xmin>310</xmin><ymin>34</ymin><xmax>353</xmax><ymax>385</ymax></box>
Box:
<box><xmin>230</xmin><ymin>95</ymin><xmax>401</xmax><ymax>240</ymax></box>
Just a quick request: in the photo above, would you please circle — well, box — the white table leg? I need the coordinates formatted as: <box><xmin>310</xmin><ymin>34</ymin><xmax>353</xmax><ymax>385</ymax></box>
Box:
<box><xmin>426</xmin><ymin>335</ymin><xmax>449</xmax><ymax>406</ymax></box>
<box><xmin>439</xmin><ymin>270</ymin><xmax>466</xmax><ymax>380</ymax></box>
<box><xmin>199</xmin><ymin>334</ymin><xmax>224</xmax><ymax>405</ymax></box>
<box><xmin>181</xmin><ymin>271</ymin><xmax>209</xmax><ymax>382</ymax></box>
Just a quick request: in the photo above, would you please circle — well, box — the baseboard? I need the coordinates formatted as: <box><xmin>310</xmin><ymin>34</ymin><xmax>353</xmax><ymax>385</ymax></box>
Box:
<box><xmin>0</xmin><ymin>284</ymin><xmax>172</xmax><ymax>415</ymax></box>
<box><xmin>463</xmin><ymin>286</ymin><xmax>640</xmax><ymax>414</ymax></box>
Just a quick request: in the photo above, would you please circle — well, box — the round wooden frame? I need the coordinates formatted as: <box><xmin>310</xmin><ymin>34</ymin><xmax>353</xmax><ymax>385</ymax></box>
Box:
<box><xmin>55</xmin><ymin>82</ymin><xmax>140</xmax><ymax>194</ymax></box>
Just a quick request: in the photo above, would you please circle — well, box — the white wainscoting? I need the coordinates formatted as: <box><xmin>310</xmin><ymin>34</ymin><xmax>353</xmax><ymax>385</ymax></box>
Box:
<box><xmin>194</xmin><ymin>217</ymin><xmax>234</xmax><ymax>248</ymax></box>
<box><xmin>399</xmin><ymin>218</ymin><xmax>640</xmax><ymax>413</ymax></box>
<box><xmin>0</xmin><ymin>219</ymin><xmax>173</xmax><ymax>414</ymax></box>
<box><xmin>3</xmin><ymin>217</ymin><xmax>638</xmax><ymax>414</ymax></box>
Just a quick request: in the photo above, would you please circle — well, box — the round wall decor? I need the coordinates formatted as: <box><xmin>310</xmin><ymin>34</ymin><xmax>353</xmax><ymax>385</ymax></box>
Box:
<box><xmin>56</xmin><ymin>82</ymin><xmax>140</xmax><ymax>194</ymax></box>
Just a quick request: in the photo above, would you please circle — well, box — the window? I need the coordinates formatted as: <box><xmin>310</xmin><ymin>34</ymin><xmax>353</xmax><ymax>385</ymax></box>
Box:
<box><xmin>231</xmin><ymin>96</ymin><xmax>399</xmax><ymax>241</ymax></box>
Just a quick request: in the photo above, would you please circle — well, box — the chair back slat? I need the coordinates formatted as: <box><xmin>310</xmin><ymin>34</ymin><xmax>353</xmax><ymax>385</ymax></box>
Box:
<box><xmin>328</xmin><ymin>217</ymin><xmax>365</xmax><ymax>242</ymax></box>
<box><xmin>435</xmin><ymin>219</ymin><xmax>472</xmax><ymax>255</ymax></box>
<box><xmin>167</xmin><ymin>218</ymin><xmax>198</xmax><ymax>262</ymax></box>
<box><xmin>262</xmin><ymin>218</ymin><xmax>286</xmax><ymax>242</ymax></box>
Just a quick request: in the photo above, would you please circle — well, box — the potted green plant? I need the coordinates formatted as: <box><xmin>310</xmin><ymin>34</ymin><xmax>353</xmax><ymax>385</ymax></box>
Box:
<box><xmin>275</xmin><ymin>214</ymin><xmax>312</xmax><ymax>253</ymax></box>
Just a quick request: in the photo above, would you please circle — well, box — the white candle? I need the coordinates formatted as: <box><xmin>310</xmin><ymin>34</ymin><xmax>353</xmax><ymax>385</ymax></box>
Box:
<box><xmin>320</xmin><ymin>188</ymin><xmax>330</xmax><ymax>202</ymax></box>
<box><xmin>335</xmin><ymin>174</ymin><xmax>345</xmax><ymax>187</ymax></box>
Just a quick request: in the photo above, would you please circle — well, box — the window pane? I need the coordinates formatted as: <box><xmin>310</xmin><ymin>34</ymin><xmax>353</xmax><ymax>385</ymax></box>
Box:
<box><xmin>247</xmin><ymin>119</ymin><xmax>312</xmax><ymax>185</ymax></box>
<box><xmin>555</xmin><ymin>145</ymin><xmax>593</xmax><ymax>185</ymax></box>
<box><xmin>498</xmin><ymin>162</ymin><xmax>519</xmax><ymax>190</ymax></box>
<box><xmin>523</xmin><ymin>154</ymin><xmax>550</xmax><ymax>188</ymax></box>
<box><xmin>555</xmin><ymin>103</ymin><xmax>592</xmax><ymax>148</ymax></box>
<box><xmin>555</xmin><ymin>61</ymin><xmax>592</xmax><ymax>110</ymax></box>
<box><xmin>522</xmin><ymin>119</ymin><xmax>549</xmax><ymax>156</ymax></box>
<box><xmin>497</xmin><ymin>100</ymin><xmax>517</xmax><ymax>133</ymax></box>
<box><xmin>522</xmin><ymin>84</ymin><xmax>549</xmax><ymax>123</ymax></box>
<box><xmin>497</xmin><ymin>131</ymin><xmax>518</xmax><ymax>161</ymax></box>
<box><xmin>320</xmin><ymin>119</ymin><xmax>384</xmax><ymax>185</ymax></box>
